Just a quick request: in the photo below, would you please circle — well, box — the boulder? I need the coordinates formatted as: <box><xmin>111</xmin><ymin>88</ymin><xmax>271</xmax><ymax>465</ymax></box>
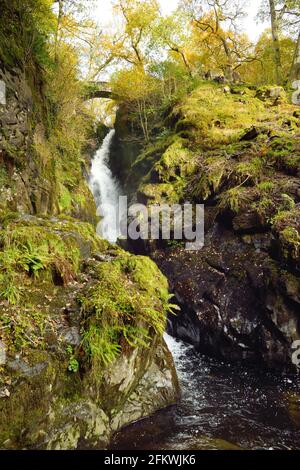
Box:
<box><xmin>0</xmin><ymin>215</ymin><xmax>179</xmax><ymax>449</ymax></box>
<box><xmin>148</xmin><ymin>222</ymin><xmax>300</xmax><ymax>370</ymax></box>
<box><xmin>255</xmin><ymin>86</ymin><xmax>286</xmax><ymax>104</ymax></box>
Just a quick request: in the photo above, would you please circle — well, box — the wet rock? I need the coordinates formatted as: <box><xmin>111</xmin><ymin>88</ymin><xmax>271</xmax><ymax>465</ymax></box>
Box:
<box><xmin>46</xmin><ymin>401</ymin><xmax>110</xmax><ymax>450</ymax></box>
<box><xmin>110</xmin><ymin>339</ymin><xmax>180</xmax><ymax>432</ymax></box>
<box><xmin>59</xmin><ymin>326</ymin><xmax>81</xmax><ymax>347</ymax></box>
<box><xmin>148</xmin><ymin>223</ymin><xmax>300</xmax><ymax>369</ymax></box>
<box><xmin>240</xmin><ymin>126</ymin><xmax>259</xmax><ymax>141</ymax></box>
<box><xmin>233</xmin><ymin>209</ymin><xmax>266</xmax><ymax>233</ymax></box>
<box><xmin>7</xmin><ymin>358</ymin><xmax>48</xmax><ymax>378</ymax></box>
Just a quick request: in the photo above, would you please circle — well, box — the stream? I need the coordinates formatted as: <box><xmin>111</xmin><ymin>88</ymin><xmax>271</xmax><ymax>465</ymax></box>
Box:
<box><xmin>89</xmin><ymin>131</ymin><xmax>300</xmax><ymax>451</ymax></box>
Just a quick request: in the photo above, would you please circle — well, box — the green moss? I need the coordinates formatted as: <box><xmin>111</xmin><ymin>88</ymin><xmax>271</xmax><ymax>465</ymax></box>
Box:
<box><xmin>174</xmin><ymin>83</ymin><xmax>265</xmax><ymax>147</ymax></box>
<box><xmin>236</xmin><ymin>157</ymin><xmax>265</xmax><ymax>184</ymax></box>
<box><xmin>155</xmin><ymin>140</ymin><xmax>196</xmax><ymax>182</ymax></box>
<box><xmin>58</xmin><ymin>185</ymin><xmax>72</xmax><ymax>212</ymax></box>
<box><xmin>267</xmin><ymin>135</ymin><xmax>300</xmax><ymax>175</ymax></box>
<box><xmin>140</xmin><ymin>182</ymin><xmax>183</xmax><ymax>204</ymax></box>
<box><xmin>218</xmin><ymin>187</ymin><xmax>254</xmax><ymax>213</ymax></box>
<box><xmin>0</xmin><ymin>168</ymin><xmax>8</xmax><ymax>187</ymax></box>
<box><xmin>272</xmin><ymin>206</ymin><xmax>300</xmax><ymax>261</ymax></box>
<box><xmin>280</xmin><ymin>227</ymin><xmax>300</xmax><ymax>252</ymax></box>
<box><xmin>190</xmin><ymin>155</ymin><xmax>227</xmax><ymax>201</ymax></box>
<box><xmin>131</xmin><ymin>133</ymin><xmax>179</xmax><ymax>179</ymax></box>
<box><xmin>80</xmin><ymin>255</ymin><xmax>175</xmax><ymax>374</ymax></box>
<box><xmin>257</xmin><ymin>181</ymin><xmax>275</xmax><ymax>192</ymax></box>
<box><xmin>0</xmin><ymin>214</ymin><xmax>109</xmax><ymax>354</ymax></box>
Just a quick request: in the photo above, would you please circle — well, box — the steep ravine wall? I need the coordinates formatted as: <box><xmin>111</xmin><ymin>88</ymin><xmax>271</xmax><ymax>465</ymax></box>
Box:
<box><xmin>114</xmin><ymin>83</ymin><xmax>300</xmax><ymax>371</ymax></box>
<box><xmin>0</xmin><ymin>63</ymin><xmax>179</xmax><ymax>449</ymax></box>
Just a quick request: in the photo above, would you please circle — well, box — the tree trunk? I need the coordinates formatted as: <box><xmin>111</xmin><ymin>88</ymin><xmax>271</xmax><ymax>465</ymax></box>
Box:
<box><xmin>290</xmin><ymin>30</ymin><xmax>300</xmax><ymax>81</ymax></box>
<box><xmin>55</xmin><ymin>0</ymin><xmax>64</xmax><ymax>62</ymax></box>
<box><xmin>269</xmin><ymin>0</ymin><xmax>283</xmax><ymax>85</ymax></box>
<box><xmin>220</xmin><ymin>37</ymin><xmax>234</xmax><ymax>82</ymax></box>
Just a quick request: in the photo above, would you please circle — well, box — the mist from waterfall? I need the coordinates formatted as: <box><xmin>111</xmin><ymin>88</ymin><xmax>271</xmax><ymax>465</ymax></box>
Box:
<box><xmin>89</xmin><ymin>129</ymin><xmax>123</xmax><ymax>243</ymax></box>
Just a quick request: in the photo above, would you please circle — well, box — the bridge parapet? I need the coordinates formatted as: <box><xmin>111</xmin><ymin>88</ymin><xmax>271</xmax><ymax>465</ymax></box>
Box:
<box><xmin>84</xmin><ymin>81</ymin><xmax>119</xmax><ymax>100</ymax></box>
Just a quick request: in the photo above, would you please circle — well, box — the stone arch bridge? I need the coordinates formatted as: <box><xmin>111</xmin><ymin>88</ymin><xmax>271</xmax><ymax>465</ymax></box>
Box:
<box><xmin>84</xmin><ymin>81</ymin><xmax>120</xmax><ymax>101</ymax></box>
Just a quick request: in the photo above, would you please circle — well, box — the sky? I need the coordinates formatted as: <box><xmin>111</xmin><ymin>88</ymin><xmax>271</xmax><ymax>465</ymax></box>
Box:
<box><xmin>95</xmin><ymin>0</ymin><xmax>269</xmax><ymax>41</ymax></box>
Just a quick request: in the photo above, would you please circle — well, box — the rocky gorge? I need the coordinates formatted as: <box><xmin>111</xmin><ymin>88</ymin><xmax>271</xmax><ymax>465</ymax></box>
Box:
<box><xmin>1</xmin><ymin>0</ymin><xmax>300</xmax><ymax>452</ymax></box>
<box><xmin>0</xmin><ymin>55</ymin><xmax>179</xmax><ymax>450</ymax></box>
<box><xmin>115</xmin><ymin>84</ymin><xmax>300</xmax><ymax>371</ymax></box>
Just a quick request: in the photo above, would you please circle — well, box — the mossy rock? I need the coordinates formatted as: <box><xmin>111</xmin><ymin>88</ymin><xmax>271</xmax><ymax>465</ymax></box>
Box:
<box><xmin>285</xmin><ymin>393</ymin><xmax>300</xmax><ymax>428</ymax></box>
<box><xmin>0</xmin><ymin>214</ymin><xmax>179</xmax><ymax>449</ymax></box>
<box><xmin>255</xmin><ymin>86</ymin><xmax>287</xmax><ymax>105</ymax></box>
<box><xmin>272</xmin><ymin>205</ymin><xmax>300</xmax><ymax>270</ymax></box>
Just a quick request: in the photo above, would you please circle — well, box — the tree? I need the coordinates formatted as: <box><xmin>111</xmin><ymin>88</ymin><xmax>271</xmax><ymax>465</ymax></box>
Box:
<box><xmin>290</xmin><ymin>29</ymin><xmax>300</xmax><ymax>79</ymax></box>
<box><xmin>259</xmin><ymin>0</ymin><xmax>300</xmax><ymax>83</ymax></box>
<box><xmin>53</xmin><ymin>0</ymin><xmax>96</xmax><ymax>62</ymax></box>
<box><xmin>238</xmin><ymin>30</ymin><xmax>295</xmax><ymax>84</ymax></box>
<box><xmin>180</xmin><ymin>0</ymin><xmax>257</xmax><ymax>81</ymax></box>
<box><xmin>106</xmin><ymin>0</ymin><xmax>160</xmax><ymax>68</ymax></box>
<box><xmin>285</xmin><ymin>0</ymin><xmax>300</xmax><ymax>80</ymax></box>
<box><xmin>268</xmin><ymin>0</ymin><xmax>283</xmax><ymax>84</ymax></box>
<box><xmin>111</xmin><ymin>66</ymin><xmax>161</xmax><ymax>141</ymax></box>
<box><xmin>151</xmin><ymin>13</ymin><xmax>193</xmax><ymax>77</ymax></box>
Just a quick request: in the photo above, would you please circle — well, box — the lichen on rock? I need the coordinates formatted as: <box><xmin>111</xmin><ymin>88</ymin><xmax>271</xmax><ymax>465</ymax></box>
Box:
<box><xmin>0</xmin><ymin>213</ymin><xmax>179</xmax><ymax>449</ymax></box>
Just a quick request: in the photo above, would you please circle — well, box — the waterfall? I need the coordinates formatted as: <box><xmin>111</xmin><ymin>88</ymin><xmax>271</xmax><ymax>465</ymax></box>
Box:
<box><xmin>89</xmin><ymin>129</ymin><xmax>123</xmax><ymax>243</ymax></box>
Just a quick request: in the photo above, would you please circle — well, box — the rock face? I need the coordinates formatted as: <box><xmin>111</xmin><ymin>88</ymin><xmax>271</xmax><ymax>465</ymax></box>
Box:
<box><xmin>120</xmin><ymin>82</ymin><xmax>300</xmax><ymax>371</ymax></box>
<box><xmin>0</xmin><ymin>62</ymin><xmax>97</xmax><ymax>224</ymax></box>
<box><xmin>0</xmin><ymin>56</ymin><xmax>179</xmax><ymax>447</ymax></box>
<box><xmin>151</xmin><ymin>221</ymin><xmax>299</xmax><ymax>369</ymax></box>
<box><xmin>0</xmin><ymin>215</ymin><xmax>179</xmax><ymax>449</ymax></box>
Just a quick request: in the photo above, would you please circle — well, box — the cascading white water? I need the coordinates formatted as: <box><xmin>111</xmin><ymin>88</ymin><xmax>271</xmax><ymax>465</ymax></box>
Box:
<box><xmin>89</xmin><ymin>129</ymin><xmax>123</xmax><ymax>243</ymax></box>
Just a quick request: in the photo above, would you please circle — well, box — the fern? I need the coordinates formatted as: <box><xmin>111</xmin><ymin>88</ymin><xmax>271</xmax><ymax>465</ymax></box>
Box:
<box><xmin>219</xmin><ymin>187</ymin><xmax>252</xmax><ymax>213</ymax></box>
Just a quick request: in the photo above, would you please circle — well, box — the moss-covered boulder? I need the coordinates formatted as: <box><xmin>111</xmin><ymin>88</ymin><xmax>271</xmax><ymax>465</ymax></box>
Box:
<box><xmin>122</xmin><ymin>81</ymin><xmax>300</xmax><ymax>370</ymax></box>
<box><xmin>0</xmin><ymin>214</ymin><xmax>179</xmax><ymax>449</ymax></box>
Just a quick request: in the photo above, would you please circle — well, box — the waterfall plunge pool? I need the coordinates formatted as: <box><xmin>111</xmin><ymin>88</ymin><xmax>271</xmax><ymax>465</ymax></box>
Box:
<box><xmin>89</xmin><ymin>132</ymin><xmax>300</xmax><ymax>451</ymax></box>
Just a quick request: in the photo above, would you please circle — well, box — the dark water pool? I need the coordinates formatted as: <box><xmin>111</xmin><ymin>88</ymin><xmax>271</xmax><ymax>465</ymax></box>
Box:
<box><xmin>110</xmin><ymin>334</ymin><xmax>300</xmax><ymax>450</ymax></box>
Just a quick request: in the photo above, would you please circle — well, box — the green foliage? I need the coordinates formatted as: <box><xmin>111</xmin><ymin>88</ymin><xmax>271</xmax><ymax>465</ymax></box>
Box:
<box><xmin>155</xmin><ymin>140</ymin><xmax>196</xmax><ymax>182</ymax></box>
<box><xmin>218</xmin><ymin>187</ymin><xmax>253</xmax><ymax>213</ymax></box>
<box><xmin>21</xmin><ymin>240</ymin><xmax>51</xmax><ymax>277</ymax></box>
<box><xmin>66</xmin><ymin>346</ymin><xmax>80</xmax><ymax>373</ymax></box>
<box><xmin>0</xmin><ymin>168</ymin><xmax>8</xmax><ymax>187</ymax></box>
<box><xmin>0</xmin><ymin>302</ymin><xmax>48</xmax><ymax>352</ymax></box>
<box><xmin>0</xmin><ymin>214</ymin><xmax>106</xmax><ymax>355</ymax></box>
<box><xmin>239</xmin><ymin>32</ymin><xmax>296</xmax><ymax>85</ymax></box>
<box><xmin>174</xmin><ymin>84</ymin><xmax>265</xmax><ymax>147</ymax></box>
<box><xmin>280</xmin><ymin>194</ymin><xmax>296</xmax><ymax>211</ymax></box>
<box><xmin>80</xmin><ymin>255</ymin><xmax>176</xmax><ymax>372</ymax></box>
<box><xmin>0</xmin><ymin>215</ymin><xmax>101</xmax><ymax>306</ymax></box>
<box><xmin>236</xmin><ymin>157</ymin><xmax>265</xmax><ymax>184</ymax></box>
<box><xmin>272</xmin><ymin>206</ymin><xmax>300</xmax><ymax>260</ymax></box>
<box><xmin>82</xmin><ymin>325</ymin><xmax>122</xmax><ymax>368</ymax></box>
<box><xmin>257</xmin><ymin>181</ymin><xmax>275</xmax><ymax>192</ymax></box>
<box><xmin>0</xmin><ymin>280</ymin><xmax>22</xmax><ymax>305</ymax></box>
<box><xmin>0</xmin><ymin>0</ymin><xmax>55</xmax><ymax>68</ymax></box>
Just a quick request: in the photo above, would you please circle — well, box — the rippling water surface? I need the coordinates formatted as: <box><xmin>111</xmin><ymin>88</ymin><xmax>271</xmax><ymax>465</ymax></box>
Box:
<box><xmin>111</xmin><ymin>334</ymin><xmax>300</xmax><ymax>450</ymax></box>
<box><xmin>90</xmin><ymin>135</ymin><xmax>300</xmax><ymax>451</ymax></box>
